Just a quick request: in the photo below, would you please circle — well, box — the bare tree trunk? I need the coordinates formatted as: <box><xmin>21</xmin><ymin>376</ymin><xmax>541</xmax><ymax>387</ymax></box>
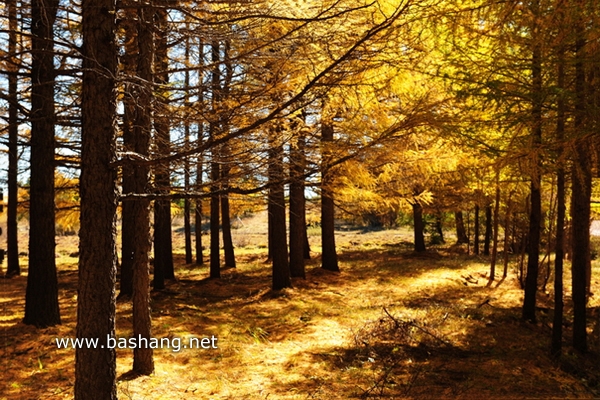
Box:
<box><xmin>289</xmin><ymin>117</ymin><xmax>306</xmax><ymax>278</ymax></box>
<box><xmin>131</xmin><ymin>3</ymin><xmax>154</xmax><ymax>375</ymax></box>
<box><xmin>552</xmin><ymin>34</ymin><xmax>566</xmax><ymax>357</ymax></box>
<box><xmin>502</xmin><ymin>194</ymin><xmax>513</xmax><ymax>279</ymax></box>
<box><xmin>321</xmin><ymin>121</ymin><xmax>339</xmax><ymax>271</ymax></box>
<box><xmin>454</xmin><ymin>211</ymin><xmax>468</xmax><ymax>245</ymax></box>
<box><xmin>483</xmin><ymin>204</ymin><xmax>492</xmax><ymax>256</ymax></box>
<box><xmin>75</xmin><ymin>0</ymin><xmax>118</xmax><ymax>394</ymax></box>
<box><xmin>473</xmin><ymin>204</ymin><xmax>480</xmax><ymax>255</ymax></box>
<box><xmin>523</xmin><ymin>0</ymin><xmax>543</xmax><ymax>323</ymax></box>
<box><xmin>183</xmin><ymin>36</ymin><xmax>193</xmax><ymax>265</ymax></box>
<box><xmin>184</xmin><ymin>167</ymin><xmax>193</xmax><ymax>264</ymax></box>
<box><xmin>195</xmin><ymin>43</ymin><xmax>206</xmax><ymax>266</ymax></box>
<box><xmin>6</xmin><ymin>0</ymin><xmax>20</xmax><ymax>277</ymax></box>
<box><xmin>571</xmin><ymin>15</ymin><xmax>589</xmax><ymax>352</ymax></box>
<box><xmin>195</xmin><ymin>128</ymin><xmax>204</xmax><ymax>265</ymax></box>
<box><xmin>413</xmin><ymin>201</ymin><xmax>426</xmax><ymax>252</ymax></box>
<box><xmin>269</xmin><ymin>124</ymin><xmax>291</xmax><ymax>289</ymax></box>
<box><xmin>221</xmin><ymin>188</ymin><xmax>236</xmax><ymax>268</ymax></box>
<box><xmin>153</xmin><ymin>6</ymin><xmax>174</xmax><ymax>288</ymax></box>
<box><xmin>208</xmin><ymin>41</ymin><xmax>221</xmax><ymax>278</ymax></box>
<box><xmin>488</xmin><ymin>173</ymin><xmax>501</xmax><ymax>285</ymax></box>
<box><xmin>221</xmin><ymin>42</ymin><xmax>236</xmax><ymax>269</ymax></box>
<box><xmin>118</xmin><ymin>4</ymin><xmax>137</xmax><ymax>298</ymax></box>
<box><xmin>24</xmin><ymin>0</ymin><xmax>60</xmax><ymax>327</ymax></box>
<box><xmin>434</xmin><ymin>213</ymin><xmax>445</xmax><ymax>243</ymax></box>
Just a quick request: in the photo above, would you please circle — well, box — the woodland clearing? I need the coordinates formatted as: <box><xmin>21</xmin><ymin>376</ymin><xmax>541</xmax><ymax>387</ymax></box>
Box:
<box><xmin>2</xmin><ymin>212</ymin><xmax>600</xmax><ymax>399</ymax></box>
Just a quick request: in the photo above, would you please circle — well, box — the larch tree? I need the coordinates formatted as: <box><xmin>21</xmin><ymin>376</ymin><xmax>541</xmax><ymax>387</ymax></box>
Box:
<box><xmin>570</xmin><ymin>0</ymin><xmax>591</xmax><ymax>352</ymax></box>
<box><xmin>209</xmin><ymin>40</ymin><xmax>221</xmax><ymax>279</ymax></box>
<box><xmin>289</xmin><ymin>115</ymin><xmax>308</xmax><ymax>278</ymax></box>
<box><xmin>130</xmin><ymin>0</ymin><xmax>154</xmax><ymax>374</ymax></box>
<box><xmin>195</xmin><ymin>40</ymin><xmax>206</xmax><ymax>266</ymax></box>
<box><xmin>75</xmin><ymin>0</ymin><xmax>119</xmax><ymax>395</ymax></box>
<box><xmin>454</xmin><ymin>211</ymin><xmax>469</xmax><ymax>244</ymax></box>
<box><xmin>5</xmin><ymin>0</ymin><xmax>20</xmax><ymax>277</ymax></box>
<box><xmin>183</xmin><ymin>35</ymin><xmax>193</xmax><ymax>265</ymax></box>
<box><xmin>153</xmin><ymin>4</ymin><xmax>174</xmax><ymax>289</ymax></box>
<box><xmin>522</xmin><ymin>0</ymin><xmax>544</xmax><ymax>323</ymax></box>
<box><xmin>551</xmin><ymin>0</ymin><xmax>567</xmax><ymax>355</ymax></box>
<box><xmin>320</xmin><ymin>117</ymin><xmax>339</xmax><ymax>271</ymax></box>
<box><xmin>24</xmin><ymin>0</ymin><xmax>61</xmax><ymax>328</ymax></box>
<box><xmin>269</xmin><ymin>122</ymin><xmax>291</xmax><ymax>289</ymax></box>
<box><xmin>220</xmin><ymin>40</ymin><xmax>236</xmax><ymax>269</ymax></box>
<box><xmin>118</xmin><ymin>1</ymin><xmax>138</xmax><ymax>299</ymax></box>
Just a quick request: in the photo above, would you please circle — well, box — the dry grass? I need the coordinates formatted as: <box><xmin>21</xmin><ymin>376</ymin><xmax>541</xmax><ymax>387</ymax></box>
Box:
<box><xmin>2</xmin><ymin>213</ymin><xmax>600</xmax><ymax>399</ymax></box>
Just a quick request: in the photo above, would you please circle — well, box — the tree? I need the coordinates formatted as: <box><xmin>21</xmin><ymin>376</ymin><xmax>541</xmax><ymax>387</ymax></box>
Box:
<box><xmin>551</xmin><ymin>12</ymin><xmax>566</xmax><ymax>355</ymax></box>
<box><xmin>75</xmin><ymin>0</ymin><xmax>118</xmax><ymax>395</ymax></box>
<box><xmin>483</xmin><ymin>203</ymin><xmax>492</xmax><ymax>255</ymax></box>
<box><xmin>220</xmin><ymin>40</ymin><xmax>236</xmax><ymax>269</ymax></box>
<box><xmin>320</xmin><ymin>118</ymin><xmax>339</xmax><ymax>271</ymax></box>
<box><xmin>183</xmin><ymin>35</ymin><xmax>193</xmax><ymax>265</ymax></box>
<box><xmin>5</xmin><ymin>0</ymin><xmax>20</xmax><ymax>277</ymax></box>
<box><xmin>153</xmin><ymin>4</ymin><xmax>174</xmax><ymax>289</ymax></box>
<box><xmin>473</xmin><ymin>204</ymin><xmax>480</xmax><ymax>255</ymax></box>
<box><xmin>131</xmin><ymin>1</ymin><xmax>154</xmax><ymax>374</ymax></box>
<box><xmin>454</xmin><ymin>211</ymin><xmax>469</xmax><ymax>244</ymax></box>
<box><xmin>570</xmin><ymin>3</ymin><xmax>590</xmax><ymax>351</ymax></box>
<box><xmin>289</xmin><ymin>115</ymin><xmax>308</xmax><ymax>278</ymax></box>
<box><xmin>522</xmin><ymin>0</ymin><xmax>544</xmax><ymax>323</ymax></box>
<box><xmin>209</xmin><ymin>41</ymin><xmax>221</xmax><ymax>279</ymax></box>
<box><xmin>24</xmin><ymin>0</ymin><xmax>61</xmax><ymax>328</ymax></box>
<box><xmin>269</xmin><ymin>122</ymin><xmax>291</xmax><ymax>289</ymax></box>
<box><xmin>118</xmin><ymin>2</ymin><xmax>138</xmax><ymax>299</ymax></box>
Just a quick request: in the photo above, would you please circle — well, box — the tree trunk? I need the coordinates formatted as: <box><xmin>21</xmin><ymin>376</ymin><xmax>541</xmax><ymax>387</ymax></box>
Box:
<box><xmin>209</xmin><ymin>41</ymin><xmax>221</xmax><ymax>278</ymax></box>
<box><xmin>75</xmin><ymin>0</ymin><xmax>118</xmax><ymax>395</ymax></box>
<box><xmin>523</xmin><ymin>2</ymin><xmax>543</xmax><ymax>323</ymax></box>
<box><xmin>194</xmin><ymin>41</ymin><xmax>206</xmax><ymax>266</ymax></box>
<box><xmin>483</xmin><ymin>204</ymin><xmax>492</xmax><ymax>256</ymax></box>
<box><xmin>303</xmin><ymin>224</ymin><xmax>312</xmax><ymax>260</ymax></box>
<box><xmin>551</xmin><ymin>38</ymin><xmax>566</xmax><ymax>357</ymax></box>
<box><xmin>131</xmin><ymin>3</ymin><xmax>154</xmax><ymax>375</ymax></box>
<box><xmin>571</xmin><ymin>17</ymin><xmax>589</xmax><ymax>352</ymax></box>
<box><xmin>473</xmin><ymin>204</ymin><xmax>480</xmax><ymax>255</ymax></box>
<box><xmin>220</xmin><ymin>40</ymin><xmax>236</xmax><ymax>270</ymax></box>
<box><xmin>434</xmin><ymin>213</ymin><xmax>445</xmax><ymax>244</ymax></box>
<box><xmin>413</xmin><ymin>202</ymin><xmax>426</xmax><ymax>252</ymax></box>
<box><xmin>184</xmin><ymin>194</ymin><xmax>193</xmax><ymax>264</ymax></box>
<box><xmin>209</xmin><ymin>153</ymin><xmax>220</xmax><ymax>277</ymax></box>
<box><xmin>6</xmin><ymin>0</ymin><xmax>20</xmax><ymax>277</ymax></box>
<box><xmin>24</xmin><ymin>0</ymin><xmax>60</xmax><ymax>327</ymax></box>
<box><xmin>321</xmin><ymin>121</ymin><xmax>339</xmax><ymax>271</ymax></box>
<box><xmin>488</xmin><ymin>175</ymin><xmax>501</xmax><ymax>285</ymax></box>
<box><xmin>153</xmin><ymin>6</ymin><xmax>174</xmax><ymax>287</ymax></box>
<box><xmin>289</xmin><ymin>118</ymin><xmax>306</xmax><ymax>278</ymax></box>
<box><xmin>221</xmin><ymin>189</ymin><xmax>236</xmax><ymax>268</ymax></box>
<box><xmin>118</xmin><ymin>4</ymin><xmax>137</xmax><ymax>299</ymax></box>
<box><xmin>195</xmin><ymin>136</ymin><xmax>204</xmax><ymax>265</ymax></box>
<box><xmin>183</xmin><ymin>37</ymin><xmax>193</xmax><ymax>265</ymax></box>
<box><xmin>269</xmin><ymin>124</ymin><xmax>291</xmax><ymax>289</ymax></box>
<box><xmin>502</xmin><ymin>194</ymin><xmax>513</xmax><ymax>279</ymax></box>
<box><xmin>454</xmin><ymin>211</ymin><xmax>468</xmax><ymax>245</ymax></box>
<box><xmin>269</xmin><ymin>126</ymin><xmax>291</xmax><ymax>289</ymax></box>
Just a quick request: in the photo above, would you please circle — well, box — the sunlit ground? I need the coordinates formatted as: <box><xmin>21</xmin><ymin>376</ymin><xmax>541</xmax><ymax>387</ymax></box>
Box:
<box><xmin>2</xmin><ymin>213</ymin><xmax>600</xmax><ymax>399</ymax></box>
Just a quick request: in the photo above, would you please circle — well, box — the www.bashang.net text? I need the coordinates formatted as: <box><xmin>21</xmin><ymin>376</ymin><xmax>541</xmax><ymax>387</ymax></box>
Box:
<box><xmin>55</xmin><ymin>334</ymin><xmax>218</xmax><ymax>352</ymax></box>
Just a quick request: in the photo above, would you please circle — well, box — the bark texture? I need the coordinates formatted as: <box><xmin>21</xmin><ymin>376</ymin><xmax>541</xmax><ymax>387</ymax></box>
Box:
<box><xmin>75</xmin><ymin>0</ymin><xmax>118</xmax><ymax>395</ymax></box>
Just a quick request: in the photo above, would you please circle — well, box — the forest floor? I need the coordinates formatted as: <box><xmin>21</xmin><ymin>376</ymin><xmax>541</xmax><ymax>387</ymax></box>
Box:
<box><xmin>3</xmin><ymin>212</ymin><xmax>600</xmax><ymax>399</ymax></box>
